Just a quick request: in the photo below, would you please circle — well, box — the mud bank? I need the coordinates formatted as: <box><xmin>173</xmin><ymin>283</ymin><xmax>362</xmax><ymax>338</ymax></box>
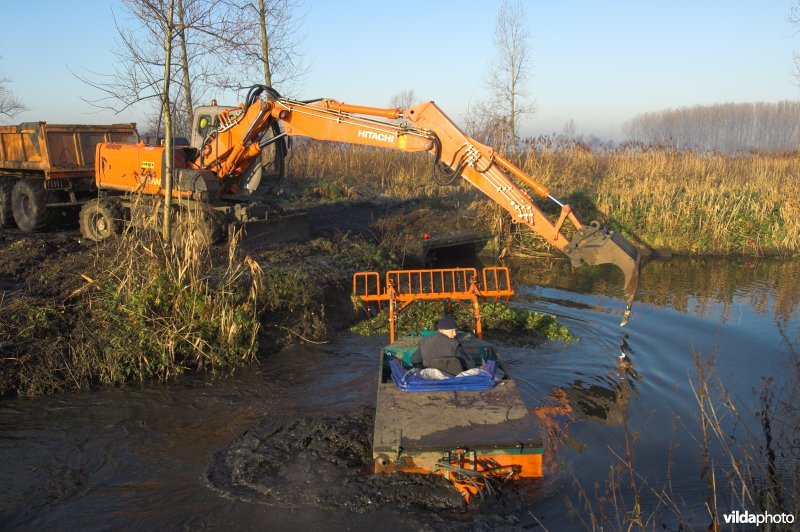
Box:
<box><xmin>0</xmin><ymin>198</ymin><xmax>487</xmax><ymax>397</ymax></box>
<box><xmin>206</xmin><ymin>410</ymin><xmax>464</xmax><ymax>511</ymax></box>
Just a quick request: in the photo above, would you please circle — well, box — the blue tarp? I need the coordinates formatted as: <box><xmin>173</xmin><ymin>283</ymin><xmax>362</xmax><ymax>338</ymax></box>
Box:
<box><xmin>388</xmin><ymin>358</ymin><xmax>501</xmax><ymax>392</ymax></box>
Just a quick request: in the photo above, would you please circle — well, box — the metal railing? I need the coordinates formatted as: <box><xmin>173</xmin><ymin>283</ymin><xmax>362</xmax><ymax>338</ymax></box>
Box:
<box><xmin>352</xmin><ymin>266</ymin><xmax>514</xmax><ymax>341</ymax></box>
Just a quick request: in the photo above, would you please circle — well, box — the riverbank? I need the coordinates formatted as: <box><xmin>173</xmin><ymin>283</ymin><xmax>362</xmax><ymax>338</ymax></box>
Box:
<box><xmin>1</xmin><ymin>254</ymin><xmax>796</xmax><ymax>529</ymax></box>
<box><xmin>2</xmin><ymin>139</ymin><xmax>798</xmax><ymax>397</ymax></box>
<box><xmin>0</xmin><ymin>197</ymin><xmax>506</xmax><ymax>397</ymax></box>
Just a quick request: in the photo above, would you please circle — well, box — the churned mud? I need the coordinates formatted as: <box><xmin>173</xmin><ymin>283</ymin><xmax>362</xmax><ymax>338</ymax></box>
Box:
<box><xmin>206</xmin><ymin>410</ymin><xmax>466</xmax><ymax>512</ymax></box>
<box><xmin>206</xmin><ymin>409</ymin><xmax>539</xmax><ymax>530</ymax></box>
<box><xmin>0</xmin><ymin>227</ymin><xmax>91</xmax><ymax>300</ymax></box>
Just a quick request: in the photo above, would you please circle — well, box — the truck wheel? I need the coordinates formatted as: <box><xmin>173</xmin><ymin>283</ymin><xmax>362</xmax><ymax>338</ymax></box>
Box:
<box><xmin>174</xmin><ymin>209</ymin><xmax>226</xmax><ymax>249</ymax></box>
<box><xmin>0</xmin><ymin>179</ymin><xmax>12</xmax><ymax>227</ymax></box>
<box><xmin>11</xmin><ymin>178</ymin><xmax>51</xmax><ymax>232</ymax></box>
<box><xmin>80</xmin><ymin>198</ymin><xmax>124</xmax><ymax>242</ymax></box>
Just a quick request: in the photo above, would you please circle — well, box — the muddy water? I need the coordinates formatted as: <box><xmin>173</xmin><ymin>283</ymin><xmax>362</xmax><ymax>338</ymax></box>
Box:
<box><xmin>1</xmin><ymin>258</ymin><xmax>798</xmax><ymax>530</ymax></box>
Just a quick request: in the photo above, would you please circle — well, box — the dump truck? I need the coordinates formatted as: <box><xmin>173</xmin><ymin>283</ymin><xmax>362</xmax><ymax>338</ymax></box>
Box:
<box><xmin>0</xmin><ymin>122</ymin><xmax>138</xmax><ymax>230</ymax></box>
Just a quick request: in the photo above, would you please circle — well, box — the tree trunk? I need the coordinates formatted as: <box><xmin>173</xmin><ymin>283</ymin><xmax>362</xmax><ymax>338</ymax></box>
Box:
<box><xmin>162</xmin><ymin>0</ymin><xmax>176</xmax><ymax>243</ymax></box>
<box><xmin>258</xmin><ymin>0</ymin><xmax>272</xmax><ymax>87</ymax></box>
<box><xmin>177</xmin><ymin>0</ymin><xmax>193</xmax><ymax>130</ymax></box>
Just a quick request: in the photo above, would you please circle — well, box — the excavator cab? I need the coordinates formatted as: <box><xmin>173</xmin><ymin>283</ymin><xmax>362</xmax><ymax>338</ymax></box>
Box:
<box><xmin>192</xmin><ymin>104</ymin><xmax>287</xmax><ymax>201</ymax></box>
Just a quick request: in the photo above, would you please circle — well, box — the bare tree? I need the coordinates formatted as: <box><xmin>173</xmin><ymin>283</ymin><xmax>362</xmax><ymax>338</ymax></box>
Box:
<box><xmin>75</xmin><ymin>0</ymin><xmax>185</xmax><ymax>240</ymax></box>
<box><xmin>176</xmin><ymin>0</ymin><xmax>196</xmax><ymax>127</ymax></box>
<box><xmin>790</xmin><ymin>1</ymin><xmax>800</xmax><ymax>85</ymax></box>
<box><xmin>211</xmin><ymin>0</ymin><xmax>306</xmax><ymax>92</ymax></box>
<box><xmin>465</xmin><ymin>0</ymin><xmax>536</xmax><ymax>149</ymax></box>
<box><xmin>490</xmin><ymin>0</ymin><xmax>536</xmax><ymax>143</ymax></box>
<box><xmin>0</xmin><ymin>69</ymin><xmax>26</xmax><ymax>121</ymax></box>
<box><xmin>160</xmin><ymin>0</ymin><xmax>177</xmax><ymax>243</ymax></box>
<box><xmin>464</xmin><ymin>102</ymin><xmax>513</xmax><ymax>147</ymax></box>
<box><xmin>389</xmin><ymin>89</ymin><xmax>417</xmax><ymax>109</ymax></box>
<box><xmin>562</xmin><ymin>118</ymin><xmax>577</xmax><ymax>139</ymax></box>
<box><xmin>77</xmin><ymin>4</ymin><xmax>167</xmax><ymax>114</ymax></box>
<box><xmin>75</xmin><ymin>0</ymin><xmax>227</xmax><ymax>137</ymax></box>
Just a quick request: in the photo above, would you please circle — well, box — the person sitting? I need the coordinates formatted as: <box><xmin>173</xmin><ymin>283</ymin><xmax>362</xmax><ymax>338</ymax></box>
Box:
<box><xmin>411</xmin><ymin>316</ymin><xmax>473</xmax><ymax>375</ymax></box>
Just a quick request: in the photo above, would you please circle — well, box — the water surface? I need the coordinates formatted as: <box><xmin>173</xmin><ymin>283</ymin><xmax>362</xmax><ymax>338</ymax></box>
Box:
<box><xmin>1</xmin><ymin>257</ymin><xmax>797</xmax><ymax>530</ymax></box>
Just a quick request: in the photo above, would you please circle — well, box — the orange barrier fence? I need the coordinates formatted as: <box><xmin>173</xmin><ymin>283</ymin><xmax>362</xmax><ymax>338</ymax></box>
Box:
<box><xmin>353</xmin><ymin>267</ymin><xmax>514</xmax><ymax>341</ymax></box>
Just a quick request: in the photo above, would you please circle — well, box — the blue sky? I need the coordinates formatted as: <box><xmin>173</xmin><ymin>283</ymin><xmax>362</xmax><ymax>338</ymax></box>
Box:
<box><xmin>2</xmin><ymin>1</ymin><xmax>798</xmax><ymax>139</ymax></box>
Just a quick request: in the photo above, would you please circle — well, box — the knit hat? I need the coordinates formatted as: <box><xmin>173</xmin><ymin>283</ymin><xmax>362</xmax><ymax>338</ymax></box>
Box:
<box><xmin>436</xmin><ymin>316</ymin><xmax>457</xmax><ymax>330</ymax></box>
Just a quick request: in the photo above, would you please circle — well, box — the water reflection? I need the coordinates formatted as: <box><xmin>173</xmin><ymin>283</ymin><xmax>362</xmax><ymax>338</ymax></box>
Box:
<box><xmin>538</xmin><ymin>336</ymin><xmax>639</xmax><ymax>429</ymax></box>
<box><xmin>570</xmin><ymin>337</ymin><xmax>639</xmax><ymax>424</ymax></box>
<box><xmin>515</xmin><ymin>257</ymin><xmax>800</xmax><ymax>323</ymax></box>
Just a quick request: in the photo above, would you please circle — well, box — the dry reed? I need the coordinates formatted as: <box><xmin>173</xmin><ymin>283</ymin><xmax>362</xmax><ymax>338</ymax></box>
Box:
<box><xmin>80</xmin><ymin>202</ymin><xmax>265</xmax><ymax>384</ymax></box>
<box><xmin>287</xmin><ymin>141</ymin><xmax>800</xmax><ymax>257</ymax></box>
<box><xmin>568</xmin><ymin>353</ymin><xmax>798</xmax><ymax>530</ymax></box>
<box><xmin>0</xmin><ymin>200</ymin><xmax>265</xmax><ymax>396</ymax></box>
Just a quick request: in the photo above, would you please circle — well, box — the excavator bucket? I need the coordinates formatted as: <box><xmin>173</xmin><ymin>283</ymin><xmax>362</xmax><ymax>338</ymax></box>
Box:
<box><xmin>564</xmin><ymin>222</ymin><xmax>640</xmax><ymax>326</ymax></box>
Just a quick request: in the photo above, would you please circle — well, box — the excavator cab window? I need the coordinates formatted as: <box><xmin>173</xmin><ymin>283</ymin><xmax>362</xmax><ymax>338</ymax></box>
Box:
<box><xmin>197</xmin><ymin>114</ymin><xmax>212</xmax><ymax>140</ymax></box>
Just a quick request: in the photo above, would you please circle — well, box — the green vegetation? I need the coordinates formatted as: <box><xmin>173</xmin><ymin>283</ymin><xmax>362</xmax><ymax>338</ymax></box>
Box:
<box><xmin>0</xmin><ymin>298</ymin><xmax>73</xmax><ymax>397</ymax></box>
<box><xmin>350</xmin><ymin>300</ymin><xmax>574</xmax><ymax>344</ymax></box>
<box><xmin>0</xmin><ymin>214</ymin><xmax>264</xmax><ymax>397</ymax></box>
<box><xmin>83</xmin><ymin>234</ymin><xmax>263</xmax><ymax>384</ymax></box>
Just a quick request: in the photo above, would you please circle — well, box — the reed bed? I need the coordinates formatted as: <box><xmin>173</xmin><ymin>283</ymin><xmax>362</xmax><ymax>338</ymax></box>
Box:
<box><xmin>0</xmin><ymin>205</ymin><xmax>265</xmax><ymax>396</ymax></box>
<box><xmin>78</xmin><ymin>207</ymin><xmax>265</xmax><ymax>385</ymax></box>
<box><xmin>288</xmin><ymin>141</ymin><xmax>800</xmax><ymax>257</ymax></box>
<box><xmin>521</xmin><ymin>149</ymin><xmax>800</xmax><ymax>256</ymax></box>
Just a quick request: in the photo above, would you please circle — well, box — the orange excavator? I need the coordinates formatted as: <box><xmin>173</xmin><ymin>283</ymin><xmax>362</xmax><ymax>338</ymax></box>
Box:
<box><xmin>90</xmin><ymin>84</ymin><xmax>640</xmax><ymax>320</ymax></box>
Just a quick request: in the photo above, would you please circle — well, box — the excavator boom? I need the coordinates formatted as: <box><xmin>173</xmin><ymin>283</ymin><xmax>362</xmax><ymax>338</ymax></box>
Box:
<box><xmin>197</xmin><ymin>86</ymin><xmax>640</xmax><ymax>322</ymax></box>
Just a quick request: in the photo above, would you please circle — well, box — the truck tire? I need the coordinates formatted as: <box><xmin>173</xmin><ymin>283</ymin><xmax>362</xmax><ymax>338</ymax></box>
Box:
<box><xmin>174</xmin><ymin>209</ymin><xmax>226</xmax><ymax>249</ymax></box>
<box><xmin>0</xmin><ymin>179</ymin><xmax>12</xmax><ymax>227</ymax></box>
<box><xmin>80</xmin><ymin>198</ymin><xmax>125</xmax><ymax>242</ymax></box>
<box><xmin>11</xmin><ymin>178</ymin><xmax>51</xmax><ymax>232</ymax></box>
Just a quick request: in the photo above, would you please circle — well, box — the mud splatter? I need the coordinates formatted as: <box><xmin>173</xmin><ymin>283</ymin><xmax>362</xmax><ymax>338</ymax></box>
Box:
<box><xmin>206</xmin><ymin>410</ymin><xmax>466</xmax><ymax>513</ymax></box>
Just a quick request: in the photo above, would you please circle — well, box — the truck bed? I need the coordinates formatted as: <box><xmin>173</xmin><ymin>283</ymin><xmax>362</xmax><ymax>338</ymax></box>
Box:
<box><xmin>0</xmin><ymin>122</ymin><xmax>137</xmax><ymax>180</ymax></box>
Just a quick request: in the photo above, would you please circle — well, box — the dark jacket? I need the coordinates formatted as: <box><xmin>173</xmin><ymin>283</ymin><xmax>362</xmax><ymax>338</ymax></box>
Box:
<box><xmin>411</xmin><ymin>332</ymin><xmax>470</xmax><ymax>372</ymax></box>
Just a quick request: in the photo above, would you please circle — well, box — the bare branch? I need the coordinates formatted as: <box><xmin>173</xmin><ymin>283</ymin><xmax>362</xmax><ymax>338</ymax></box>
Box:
<box><xmin>467</xmin><ymin>0</ymin><xmax>536</xmax><ymax>149</ymax></box>
<box><xmin>73</xmin><ymin>0</ymin><xmax>307</xmax><ymax>135</ymax></box>
<box><xmin>388</xmin><ymin>89</ymin><xmax>417</xmax><ymax>109</ymax></box>
<box><xmin>0</xmin><ymin>73</ymin><xmax>26</xmax><ymax>121</ymax></box>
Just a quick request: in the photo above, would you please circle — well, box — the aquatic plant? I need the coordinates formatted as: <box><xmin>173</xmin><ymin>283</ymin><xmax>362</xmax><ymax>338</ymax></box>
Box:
<box><xmin>350</xmin><ymin>300</ymin><xmax>574</xmax><ymax>344</ymax></box>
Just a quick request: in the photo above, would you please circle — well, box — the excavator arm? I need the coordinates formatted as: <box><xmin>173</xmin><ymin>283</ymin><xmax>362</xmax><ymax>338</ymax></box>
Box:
<box><xmin>196</xmin><ymin>86</ymin><xmax>640</xmax><ymax>324</ymax></box>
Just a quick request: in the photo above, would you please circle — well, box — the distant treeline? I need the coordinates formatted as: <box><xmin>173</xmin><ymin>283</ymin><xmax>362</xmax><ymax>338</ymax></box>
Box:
<box><xmin>622</xmin><ymin>101</ymin><xmax>800</xmax><ymax>152</ymax></box>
